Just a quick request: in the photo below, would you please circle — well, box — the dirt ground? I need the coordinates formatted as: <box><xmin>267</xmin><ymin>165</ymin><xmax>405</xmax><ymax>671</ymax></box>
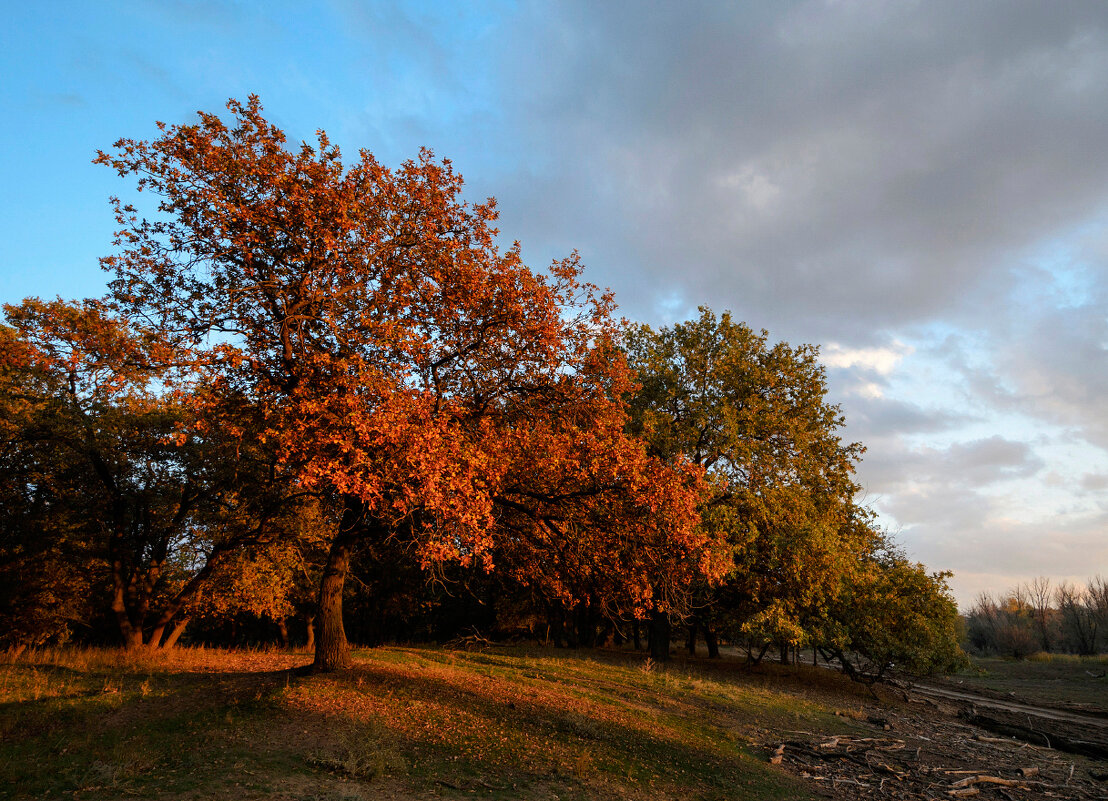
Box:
<box><xmin>765</xmin><ymin>680</ymin><xmax>1108</xmax><ymax>800</ymax></box>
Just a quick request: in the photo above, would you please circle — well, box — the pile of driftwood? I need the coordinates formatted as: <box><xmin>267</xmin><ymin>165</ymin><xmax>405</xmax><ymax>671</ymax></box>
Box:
<box><xmin>768</xmin><ymin>710</ymin><xmax>1108</xmax><ymax>800</ymax></box>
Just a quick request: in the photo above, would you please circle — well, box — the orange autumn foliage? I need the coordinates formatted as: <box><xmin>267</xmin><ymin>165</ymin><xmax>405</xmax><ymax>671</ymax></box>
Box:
<box><xmin>95</xmin><ymin>97</ymin><xmax>725</xmax><ymax>665</ymax></box>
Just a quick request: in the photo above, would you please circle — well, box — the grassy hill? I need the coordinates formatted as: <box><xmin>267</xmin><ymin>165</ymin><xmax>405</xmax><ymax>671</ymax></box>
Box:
<box><xmin>0</xmin><ymin>645</ymin><xmax>872</xmax><ymax>800</ymax></box>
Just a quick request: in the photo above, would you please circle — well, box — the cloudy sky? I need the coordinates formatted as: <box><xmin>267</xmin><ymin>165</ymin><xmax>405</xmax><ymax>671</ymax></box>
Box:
<box><xmin>3</xmin><ymin>1</ymin><xmax>1106</xmax><ymax>605</ymax></box>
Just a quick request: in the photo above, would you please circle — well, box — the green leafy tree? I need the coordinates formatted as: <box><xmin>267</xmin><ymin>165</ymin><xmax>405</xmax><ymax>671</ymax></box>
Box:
<box><xmin>816</xmin><ymin>549</ymin><xmax>967</xmax><ymax>682</ymax></box>
<box><xmin>625</xmin><ymin>308</ymin><xmax>872</xmax><ymax>660</ymax></box>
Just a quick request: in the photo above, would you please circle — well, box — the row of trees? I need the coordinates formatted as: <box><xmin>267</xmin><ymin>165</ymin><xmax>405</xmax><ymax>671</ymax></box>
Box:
<box><xmin>0</xmin><ymin>98</ymin><xmax>964</xmax><ymax>679</ymax></box>
<box><xmin>965</xmin><ymin>577</ymin><xmax>1108</xmax><ymax>658</ymax></box>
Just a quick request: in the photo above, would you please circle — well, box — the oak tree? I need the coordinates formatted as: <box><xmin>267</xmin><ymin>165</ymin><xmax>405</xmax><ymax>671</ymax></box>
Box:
<box><xmin>625</xmin><ymin>308</ymin><xmax>871</xmax><ymax>660</ymax></box>
<box><xmin>1</xmin><ymin>298</ymin><xmax>312</xmax><ymax>648</ymax></box>
<box><xmin>815</xmin><ymin>547</ymin><xmax>966</xmax><ymax>682</ymax></box>
<box><xmin>95</xmin><ymin>97</ymin><xmax>715</xmax><ymax>670</ymax></box>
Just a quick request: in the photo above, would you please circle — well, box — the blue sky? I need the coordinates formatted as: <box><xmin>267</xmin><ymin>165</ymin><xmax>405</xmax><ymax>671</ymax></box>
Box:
<box><xmin>4</xmin><ymin>1</ymin><xmax>1107</xmax><ymax>605</ymax></box>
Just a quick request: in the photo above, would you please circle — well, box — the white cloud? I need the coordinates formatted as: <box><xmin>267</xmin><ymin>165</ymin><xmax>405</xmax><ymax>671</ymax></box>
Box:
<box><xmin>853</xmin><ymin>381</ymin><xmax>885</xmax><ymax>399</ymax></box>
<box><xmin>718</xmin><ymin>165</ymin><xmax>782</xmax><ymax>211</ymax></box>
<box><xmin>822</xmin><ymin>341</ymin><xmax>914</xmax><ymax>375</ymax></box>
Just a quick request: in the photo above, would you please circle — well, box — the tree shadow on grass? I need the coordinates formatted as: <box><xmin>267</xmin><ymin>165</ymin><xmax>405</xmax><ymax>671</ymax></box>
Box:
<box><xmin>0</xmin><ymin>654</ymin><xmax>814</xmax><ymax>801</ymax></box>
<box><xmin>0</xmin><ymin>666</ymin><xmax>307</xmax><ymax>800</ymax></box>
<box><xmin>286</xmin><ymin>655</ymin><xmax>809</xmax><ymax>801</ymax></box>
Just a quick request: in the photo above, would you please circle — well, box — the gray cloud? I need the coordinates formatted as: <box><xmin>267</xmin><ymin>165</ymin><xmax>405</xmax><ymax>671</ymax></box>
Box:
<box><xmin>487</xmin><ymin>1</ymin><xmax>1108</xmax><ymax>346</ymax></box>
<box><xmin>946</xmin><ymin>437</ymin><xmax>1045</xmax><ymax>484</ymax></box>
<box><xmin>1082</xmin><ymin>473</ymin><xmax>1108</xmax><ymax>492</ymax></box>
<box><xmin>998</xmin><ymin>294</ymin><xmax>1108</xmax><ymax>450</ymax></box>
<box><xmin>840</xmin><ymin>394</ymin><xmax>972</xmax><ymax>439</ymax></box>
<box><xmin>446</xmin><ymin>2</ymin><xmax>1108</xmax><ymax>596</ymax></box>
<box><xmin>921</xmin><ymin>254</ymin><xmax>1108</xmax><ymax>453</ymax></box>
<box><xmin>859</xmin><ymin>434</ymin><xmax>1043</xmax><ymax>493</ymax></box>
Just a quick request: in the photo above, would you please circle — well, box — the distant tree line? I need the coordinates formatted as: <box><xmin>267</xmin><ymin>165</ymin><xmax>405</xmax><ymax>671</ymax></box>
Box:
<box><xmin>964</xmin><ymin>577</ymin><xmax>1108</xmax><ymax>658</ymax></box>
<box><xmin>0</xmin><ymin>98</ymin><xmax>965</xmax><ymax>680</ymax></box>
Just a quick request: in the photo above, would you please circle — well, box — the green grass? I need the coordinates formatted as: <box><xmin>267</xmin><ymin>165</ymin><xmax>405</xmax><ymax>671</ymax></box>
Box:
<box><xmin>0</xmin><ymin>645</ymin><xmax>872</xmax><ymax>800</ymax></box>
<box><xmin>951</xmin><ymin>653</ymin><xmax>1108</xmax><ymax>713</ymax></box>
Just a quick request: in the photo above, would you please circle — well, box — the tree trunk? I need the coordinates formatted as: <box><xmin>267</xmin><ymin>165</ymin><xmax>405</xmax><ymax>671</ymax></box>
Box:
<box><xmin>632</xmin><ymin>620</ymin><xmax>642</xmax><ymax>651</ymax></box>
<box><xmin>686</xmin><ymin>621</ymin><xmax>698</xmax><ymax>656</ymax></box>
<box><xmin>304</xmin><ymin>614</ymin><xmax>315</xmax><ymax>652</ymax></box>
<box><xmin>649</xmin><ymin>609</ymin><xmax>671</xmax><ymax>662</ymax></box>
<box><xmin>277</xmin><ymin>616</ymin><xmax>289</xmax><ymax>649</ymax></box>
<box><xmin>705</xmin><ymin>626</ymin><xmax>720</xmax><ymax>659</ymax></box>
<box><xmin>575</xmin><ymin>605</ymin><xmax>594</xmax><ymax>648</ymax></box>
<box><xmin>162</xmin><ymin>617</ymin><xmax>189</xmax><ymax>649</ymax></box>
<box><xmin>122</xmin><ymin>626</ymin><xmax>143</xmax><ymax>649</ymax></box>
<box><xmin>111</xmin><ymin>569</ymin><xmax>143</xmax><ymax>649</ymax></box>
<box><xmin>748</xmin><ymin>642</ymin><xmax>770</xmax><ymax>665</ymax></box>
<box><xmin>548</xmin><ymin>611</ymin><xmax>567</xmax><ymax>648</ymax></box>
<box><xmin>312</xmin><ymin>496</ymin><xmax>363</xmax><ymax>671</ymax></box>
<box><xmin>313</xmin><ymin>542</ymin><xmax>352</xmax><ymax>670</ymax></box>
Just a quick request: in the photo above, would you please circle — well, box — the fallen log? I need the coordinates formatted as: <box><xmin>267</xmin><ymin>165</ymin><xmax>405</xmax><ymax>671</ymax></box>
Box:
<box><xmin>963</xmin><ymin>712</ymin><xmax>1108</xmax><ymax>760</ymax></box>
<box><xmin>950</xmin><ymin>775</ymin><xmax>1021</xmax><ymax>788</ymax></box>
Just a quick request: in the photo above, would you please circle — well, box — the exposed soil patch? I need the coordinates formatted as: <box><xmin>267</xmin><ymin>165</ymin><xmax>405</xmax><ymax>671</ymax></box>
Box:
<box><xmin>907</xmin><ymin>682</ymin><xmax>1108</xmax><ymax>761</ymax></box>
<box><xmin>764</xmin><ymin>683</ymin><xmax>1108</xmax><ymax>800</ymax></box>
<box><xmin>912</xmin><ymin>684</ymin><xmax>1108</xmax><ymax>726</ymax></box>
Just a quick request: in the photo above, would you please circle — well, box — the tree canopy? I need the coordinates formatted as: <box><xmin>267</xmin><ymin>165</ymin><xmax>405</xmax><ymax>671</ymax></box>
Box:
<box><xmin>624</xmin><ymin>308</ymin><xmax>873</xmax><ymax>656</ymax></box>
<box><xmin>0</xmin><ymin>297</ymin><xmax>320</xmax><ymax>649</ymax></box>
<box><xmin>92</xmin><ymin>97</ymin><xmax>718</xmax><ymax>669</ymax></box>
